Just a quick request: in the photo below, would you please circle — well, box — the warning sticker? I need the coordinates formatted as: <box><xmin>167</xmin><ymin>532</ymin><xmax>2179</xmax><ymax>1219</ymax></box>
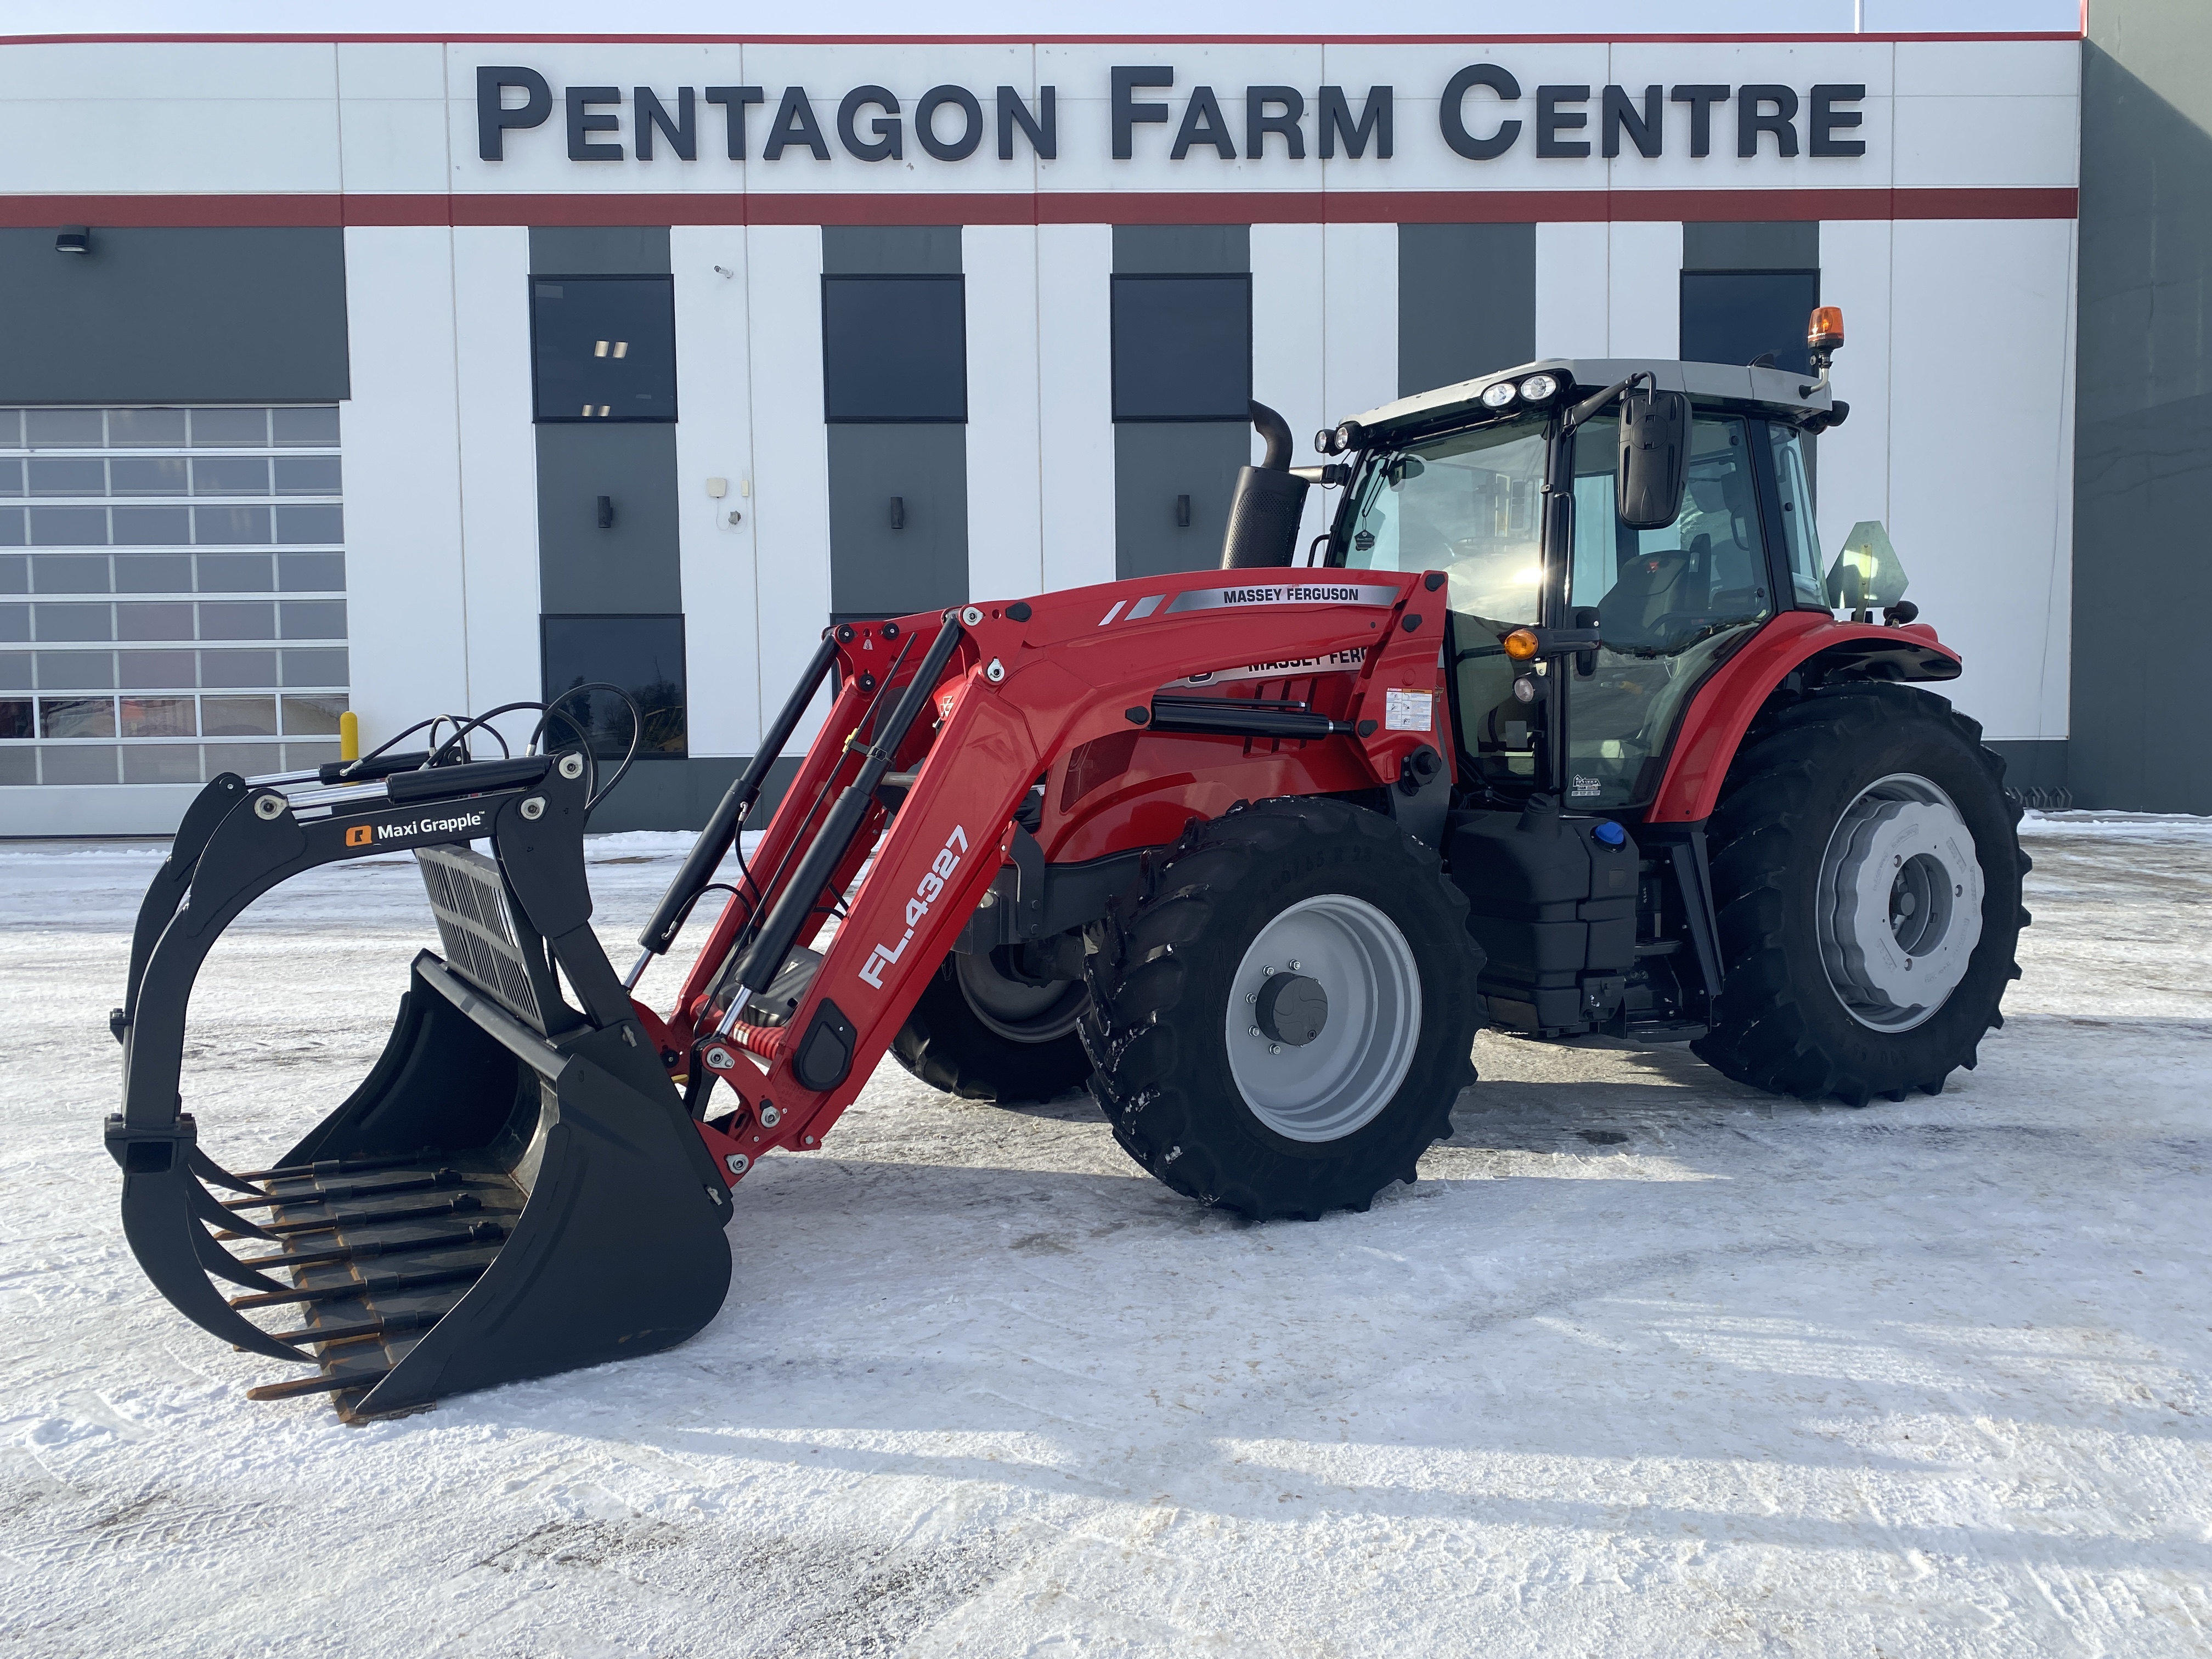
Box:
<box><xmin>1384</xmin><ymin>689</ymin><xmax>1434</xmax><ymax>732</ymax></box>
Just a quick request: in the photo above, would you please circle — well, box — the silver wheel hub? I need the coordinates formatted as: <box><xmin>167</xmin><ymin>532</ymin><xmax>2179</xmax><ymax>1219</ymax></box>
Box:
<box><xmin>1225</xmin><ymin>894</ymin><xmax>1421</xmax><ymax>1143</ymax></box>
<box><xmin>1816</xmin><ymin>772</ymin><xmax>1984</xmax><ymax>1032</ymax></box>
<box><xmin>954</xmin><ymin>949</ymin><xmax>1086</xmax><ymax>1044</ymax></box>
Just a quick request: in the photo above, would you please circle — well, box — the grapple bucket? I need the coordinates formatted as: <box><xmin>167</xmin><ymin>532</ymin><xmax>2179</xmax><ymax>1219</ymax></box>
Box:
<box><xmin>105</xmin><ymin>749</ymin><xmax>732</xmax><ymax>1419</ymax></box>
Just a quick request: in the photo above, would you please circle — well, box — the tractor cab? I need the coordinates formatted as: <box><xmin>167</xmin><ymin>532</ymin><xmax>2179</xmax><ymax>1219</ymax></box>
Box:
<box><xmin>1325</xmin><ymin>353</ymin><xmax>1844</xmax><ymax>812</ymax></box>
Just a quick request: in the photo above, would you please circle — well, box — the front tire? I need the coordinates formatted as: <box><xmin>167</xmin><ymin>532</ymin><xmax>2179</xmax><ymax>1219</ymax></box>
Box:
<box><xmin>1692</xmin><ymin>684</ymin><xmax>2030</xmax><ymax>1105</ymax></box>
<box><xmin>1081</xmin><ymin>798</ymin><xmax>1483</xmax><ymax>1220</ymax></box>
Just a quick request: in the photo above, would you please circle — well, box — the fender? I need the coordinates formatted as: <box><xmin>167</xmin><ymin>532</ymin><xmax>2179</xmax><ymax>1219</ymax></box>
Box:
<box><xmin>1645</xmin><ymin>613</ymin><xmax>1961</xmax><ymax>823</ymax></box>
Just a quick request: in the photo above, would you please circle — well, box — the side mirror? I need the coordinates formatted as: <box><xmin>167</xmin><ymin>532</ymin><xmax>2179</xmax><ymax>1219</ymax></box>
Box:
<box><xmin>1617</xmin><ymin>389</ymin><xmax>1690</xmax><ymax>531</ymax></box>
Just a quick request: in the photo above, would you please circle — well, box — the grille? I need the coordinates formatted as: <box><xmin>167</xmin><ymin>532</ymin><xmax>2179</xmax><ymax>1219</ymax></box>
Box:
<box><xmin>414</xmin><ymin>845</ymin><xmax>546</xmax><ymax>1033</ymax></box>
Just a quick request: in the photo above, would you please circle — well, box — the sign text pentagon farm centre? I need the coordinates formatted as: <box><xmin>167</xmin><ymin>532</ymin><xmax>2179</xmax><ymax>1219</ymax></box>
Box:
<box><xmin>475</xmin><ymin>66</ymin><xmax>1867</xmax><ymax>166</ymax></box>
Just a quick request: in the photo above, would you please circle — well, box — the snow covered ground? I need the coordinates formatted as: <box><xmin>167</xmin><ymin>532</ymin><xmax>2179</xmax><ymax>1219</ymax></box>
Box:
<box><xmin>1</xmin><ymin>814</ymin><xmax>2207</xmax><ymax>1656</ymax></box>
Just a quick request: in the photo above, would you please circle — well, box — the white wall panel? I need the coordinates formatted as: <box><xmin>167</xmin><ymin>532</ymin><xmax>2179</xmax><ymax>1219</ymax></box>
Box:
<box><xmin>672</xmin><ymin>226</ymin><xmax>759</xmax><ymax>758</ymax></box>
<box><xmin>1887</xmin><ymin>217</ymin><xmax>2074</xmax><ymax>742</ymax></box>
<box><xmin>1035</xmin><ymin>223</ymin><xmax>1116</xmax><ymax>595</ymax></box>
<box><xmin>449</xmin><ymin>225</ymin><xmax>541</xmax><ymax>726</ymax></box>
<box><xmin>1321</xmin><ymin>222</ymin><xmax>1397</xmax><ymax>427</ymax></box>
<box><xmin>1813</xmin><ymin>217</ymin><xmax>1894</xmax><ymax>587</ymax></box>
<box><xmin>341</xmin><ymin>227</ymin><xmax>470</xmax><ymax>753</ymax></box>
<box><xmin>1534</xmin><ymin>222</ymin><xmax>1610</xmax><ymax>361</ymax></box>
<box><xmin>963</xmin><ymin>224</ymin><xmax>1046</xmax><ymax>603</ymax></box>
<box><xmin>1607</xmin><ymin>221</ymin><xmax>1683</xmax><ymax>359</ymax></box>
<box><xmin>744</xmin><ymin>225</ymin><xmax>835</xmax><ymax>748</ymax></box>
<box><xmin>336</xmin><ymin>41</ymin><xmax>449</xmax><ymax>195</ymax></box>
<box><xmin>0</xmin><ymin>42</ymin><xmax>342</xmax><ymax>194</ymax></box>
<box><xmin>1252</xmin><ymin>222</ymin><xmax>1328</xmax><ymax>555</ymax></box>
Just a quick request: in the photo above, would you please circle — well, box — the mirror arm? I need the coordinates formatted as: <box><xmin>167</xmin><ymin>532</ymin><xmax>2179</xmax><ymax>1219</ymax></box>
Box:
<box><xmin>1564</xmin><ymin>371</ymin><xmax>1656</xmax><ymax>433</ymax></box>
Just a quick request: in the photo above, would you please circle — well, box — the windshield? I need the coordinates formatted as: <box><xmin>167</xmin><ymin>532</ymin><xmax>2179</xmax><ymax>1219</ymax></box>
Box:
<box><xmin>1339</xmin><ymin>418</ymin><xmax>1546</xmax><ymax>629</ymax></box>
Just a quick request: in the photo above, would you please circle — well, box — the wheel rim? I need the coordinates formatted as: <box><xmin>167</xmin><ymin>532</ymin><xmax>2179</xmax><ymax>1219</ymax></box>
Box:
<box><xmin>954</xmin><ymin>950</ymin><xmax>1087</xmax><ymax>1044</ymax></box>
<box><xmin>1816</xmin><ymin>771</ymin><xmax>1985</xmax><ymax>1032</ymax></box>
<box><xmin>1223</xmin><ymin>894</ymin><xmax>1422</xmax><ymax>1143</ymax></box>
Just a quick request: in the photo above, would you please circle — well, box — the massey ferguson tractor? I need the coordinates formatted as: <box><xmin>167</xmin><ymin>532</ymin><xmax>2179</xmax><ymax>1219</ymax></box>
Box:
<box><xmin>105</xmin><ymin>308</ymin><xmax>2028</xmax><ymax>1418</ymax></box>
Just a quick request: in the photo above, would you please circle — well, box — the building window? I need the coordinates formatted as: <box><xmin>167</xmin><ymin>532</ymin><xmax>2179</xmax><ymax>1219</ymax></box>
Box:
<box><xmin>1111</xmin><ymin>274</ymin><xmax>1252</xmax><ymax>422</ymax></box>
<box><xmin>531</xmin><ymin>277</ymin><xmax>679</xmax><ymax>422</ymax></box>
<box><xmin>540</xmin><ymin>614</ymin><xmax>687</xmax><ymax>761</ymax></box>
<box><xmin>1680</xmin><ymin>270</ymin><xmax>1822</xmax><ymax>376</ymax></box>
<box><xmin>0</xmin><ymin>405</ymin><xmax>346</xmax><ymax>787</ymax></box>
<box><xmin>821</xmin><ymin>275</ymin><xmax>968</xmax><ymax>423</ymax></box>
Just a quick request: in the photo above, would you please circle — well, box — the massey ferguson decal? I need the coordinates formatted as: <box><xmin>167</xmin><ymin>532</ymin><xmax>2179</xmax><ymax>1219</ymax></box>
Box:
<box><xmin>1166</xmin><ymin>583</ymin><xmax>1400</xmax><ymax>613</ymax></box>
<box><xmin>858</xmin><ymin>824</ymin><xmax>969</xmax><ymax>989</ymax></box>
<box><xmin>1099</xmin><ymin>583</ymin><xmax>1399</xmax><ymax>626</ymax></box>
<box><xmin>1168</xmin><ymin>647</ymin><xmax>1373</xmax><ymax>689</ymax></box>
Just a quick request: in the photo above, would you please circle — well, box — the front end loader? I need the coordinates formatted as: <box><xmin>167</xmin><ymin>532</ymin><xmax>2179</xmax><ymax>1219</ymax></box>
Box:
<box><xmin>107</xmin><ymin>309</ymin><xmax>2027</xmax><ymax>1418</ymax></box>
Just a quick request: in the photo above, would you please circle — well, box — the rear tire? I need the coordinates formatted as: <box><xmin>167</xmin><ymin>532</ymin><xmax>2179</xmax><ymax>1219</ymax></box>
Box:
<box><xmin>891</xmin><ymin>951</ymin><xmax>1092</xmax><ymax>1103</ymax></box>
<box><xmin>1692</xmin><ymin>684</ymin><xmax>2030</xmax><ymax>1106</ymax></box>
<box><xmin>1081</xmin><ymin>798</ymin><xmax>1482</xmax><ymax>1220</ymax></box>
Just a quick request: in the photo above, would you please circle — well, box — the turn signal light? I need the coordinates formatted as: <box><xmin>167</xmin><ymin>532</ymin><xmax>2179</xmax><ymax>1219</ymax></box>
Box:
<box><xmin>1503</xmin><ymin>628</ymin><xmax>1541</xmax><ymax>661</ymax></box>
<box><xmin>1808</xmin><ymin>306</ymin><xmax>1845</xmax><ymax>349</ymax></box>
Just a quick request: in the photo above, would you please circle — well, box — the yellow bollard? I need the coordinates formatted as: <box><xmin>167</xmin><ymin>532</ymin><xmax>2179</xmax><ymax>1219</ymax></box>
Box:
<box><xmin>339</xmin><ymin>709</ymin><xmax>360</xmax><ymax>763</ymax></box>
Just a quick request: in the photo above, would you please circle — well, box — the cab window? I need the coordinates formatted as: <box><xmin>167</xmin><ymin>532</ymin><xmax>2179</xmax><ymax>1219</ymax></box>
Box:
<box><xmin>1561</xmin><ymin>412</ymin><xmax>1773</xmax><ymax>806</ymax></box>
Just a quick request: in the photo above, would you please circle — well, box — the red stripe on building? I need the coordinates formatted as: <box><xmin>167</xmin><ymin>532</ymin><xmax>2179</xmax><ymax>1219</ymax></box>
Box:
<box><xmin>0</xmin><ymin>187</ymin><xmax>2081</xmax><ymax>230</ymax></box>
<box><xmin>0</xmin><ymin>32</ymin><xmax>2086</xmax><ymax>46</ymax></box>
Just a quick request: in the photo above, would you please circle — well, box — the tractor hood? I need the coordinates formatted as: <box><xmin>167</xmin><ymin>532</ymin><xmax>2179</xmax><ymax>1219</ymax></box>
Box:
<box><xmin>1349</xmin><ymin>357</ymin><xmax>1840</xmax><ymax>446</ymax></box>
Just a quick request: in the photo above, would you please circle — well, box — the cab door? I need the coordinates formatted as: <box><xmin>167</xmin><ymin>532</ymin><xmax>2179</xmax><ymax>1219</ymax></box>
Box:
<box><xmin>1555</xmin><ymin>411</ymin><xmax>1779</xmax><ymax>809</ymax></box>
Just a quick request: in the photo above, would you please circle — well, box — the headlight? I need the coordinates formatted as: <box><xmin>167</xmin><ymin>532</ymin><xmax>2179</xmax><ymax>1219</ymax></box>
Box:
<box><xmin>1333</xmin><ymin>420</ymin><xmax>1365</xmax><ymax>453</ymax></box>
<box><xmin>1480</xmin><ymin>381</ymin><xmax>1517</xmax><ymax>410</ymax></box>
<box><xmin>1313</xmin><ymin>427</ymin><xmax>1336</xmax><ymax>456</ymax></box>
<box><xmin>1517</xmin><ymin>373</ymin><xmax>1559</xmax><ymax>403</ymax></box>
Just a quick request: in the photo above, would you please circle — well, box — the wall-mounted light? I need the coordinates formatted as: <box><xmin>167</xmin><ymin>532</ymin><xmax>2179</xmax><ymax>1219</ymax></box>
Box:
<box><xmin>55</xmin><ymin>226</ymin><xmax>90</xmax><ymax>256</ymax></box>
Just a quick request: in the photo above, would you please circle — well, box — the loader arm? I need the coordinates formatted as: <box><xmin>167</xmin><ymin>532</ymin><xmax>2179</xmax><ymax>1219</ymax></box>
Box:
<box><xmin>665</xmin><ymin>567</ymin><xmax>1452</xmax><ymax>1177</ymax></box>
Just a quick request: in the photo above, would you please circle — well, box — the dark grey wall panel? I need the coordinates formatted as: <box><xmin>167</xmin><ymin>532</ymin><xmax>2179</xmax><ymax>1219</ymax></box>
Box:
<box><xmin>1113</xmin><ymin>224</ymin><xmax>1251</xmax><ymax>274</ymax></box>
<box><xmin>1984</xmin><ymin>740</ymin><xmax>2070</xmax><ymax>795</ymax></box>
<box><xmin>1683</xmin><ymin>221</ymin><xmax>1819</xmax><ymax>270</ymax></box>
<box><xmin>528</xmin><ymin>225</ymin><xmax>670</xmax><ymax>274</ymax></box>
<box><xmin>1114</xmin><ymin>421</ymin><xmax>1250</xmax><ymax>579</ymax></box>
<box><xmin>1397</xmin><ymin>223</ymin><xmax>1536</xmax><ymax>397</ymax></box>
<box><xmin>2073</xmin><ymin>22</ymin><xmax>2212</xmax><ymax>812</ymax></box>
<box><xmin>0</xmin><ymin>228</ymin><xmax>347</xmax><ymax>404</ymax></box>
<box><xmin>534</xmin><ymin>422</ymin><xmax>682</xmax><ymax>613</ymax></box>
<box><xmin>827</xmin><ymin>424</ymin><xmax>969</xmax><ymax>618</ymax></box>
<box><xmin>1112</xmin><ymin>228</ymin><xmax>1251</xmax><ymax>578</ymax></box>
<box><xmin>822</xmin><ymin>225</ymin><xmax>962</xmax><ymax>274</ymax></box>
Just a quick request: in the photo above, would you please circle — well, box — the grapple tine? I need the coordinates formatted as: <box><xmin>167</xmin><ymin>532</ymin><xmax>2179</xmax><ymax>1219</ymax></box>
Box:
<box><xmin>190</xmin><ymin>1224</ymin><xmax>290</xmax><ymax>1294</ymax></box>
<box><xmin>187</xmin><ymin>1147</ymin><xmax>264</xmax><ymax>1198</ymax></box>
<box><xmin>233</xmin><ymin>1220</ymin><xmax>506</xmax><ymax>1274</ymax></box>
<box><xmin>187</xmin><ymin>1175</ymin><xmax>275</xmax><ymax>1242</ymax></box>
<box><xmin>110</xmin><ymin>1138</ymin><xmax>313</xmax><ymax>1364</ymax></box>
<box><xmin>220</xmin><ymin>1193</ymin><xmax>485</xmax><ymax>1240</ymax></box>
<box><xmin>246</xmin><ymin>1369</ymin><xmax>391</xmax><ymax>1403</ymax></box>
<box><xmin>266</xmin><ymin>1310</ymin><xmax>444</xmax><ymax>1348</ymax></box>
<box><xmin>229</xmin><ymin>1148</ymin><xmax>436</xmax><ymax>1184</ymax></box>
<box><xmin>228</xmin><ymin>1261</ymin><xmax>489</xmax><ymax>1312</ymax></box>
<box><xmin>218</xmin><ymin>1169</ymin><xmax>476</xmax><ymax>1211</ymax></box>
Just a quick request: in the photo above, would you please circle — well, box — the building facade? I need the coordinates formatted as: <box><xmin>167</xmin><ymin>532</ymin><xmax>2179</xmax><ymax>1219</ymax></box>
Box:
<box><xmin>0</xmin><ymin>27</ymin><xmax>2100</xmax><ymax>831</ymax></box>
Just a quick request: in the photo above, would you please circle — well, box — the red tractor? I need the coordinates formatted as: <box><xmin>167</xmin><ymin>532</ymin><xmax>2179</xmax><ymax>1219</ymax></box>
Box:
<box><xmin>106</xmin><ymin>311</ymin><xmax>2027</xmax><ymax>1417</ymax></box>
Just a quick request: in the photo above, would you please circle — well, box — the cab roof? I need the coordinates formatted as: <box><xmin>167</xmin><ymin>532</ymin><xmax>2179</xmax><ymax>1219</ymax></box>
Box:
<box><xmin>1351</xmin><ymin>357</ymin><xmax>1838</xmax><ymax>442</ymax></box>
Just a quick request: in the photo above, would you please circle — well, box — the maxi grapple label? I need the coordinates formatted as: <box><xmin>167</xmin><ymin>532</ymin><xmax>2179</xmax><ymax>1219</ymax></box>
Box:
<box><xmin>338</xmin><ymin>807</ymin><xmax>491</xmax><ymax>850</ymax></box>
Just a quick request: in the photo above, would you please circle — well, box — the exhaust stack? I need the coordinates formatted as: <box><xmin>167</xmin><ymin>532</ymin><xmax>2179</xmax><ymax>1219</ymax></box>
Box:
<box><xmin>1219</xmin><ymin>399</ymin><xmax>1311</xmax><ymax>570</ymax></box>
